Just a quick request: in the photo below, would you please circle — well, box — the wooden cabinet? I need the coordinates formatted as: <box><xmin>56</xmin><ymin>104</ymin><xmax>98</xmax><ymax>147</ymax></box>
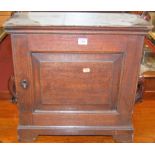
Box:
<box><xmin>4</xmin><ymin>12</ymin><xmax>151</xmax><ymax>142</ymax></box>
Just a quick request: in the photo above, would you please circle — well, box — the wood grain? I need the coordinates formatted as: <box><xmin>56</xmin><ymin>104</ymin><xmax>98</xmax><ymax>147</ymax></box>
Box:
<box><xmin>32</xmin><ymin>52</ymin><xmax>123</xmax><ymax>111</ymax></box>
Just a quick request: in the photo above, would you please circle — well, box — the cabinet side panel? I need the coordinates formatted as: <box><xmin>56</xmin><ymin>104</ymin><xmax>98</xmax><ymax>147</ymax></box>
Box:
<box><xmin>117</xmin><ymin>35</ymin><xmax>145</xmax><ymax>123</ymax></box>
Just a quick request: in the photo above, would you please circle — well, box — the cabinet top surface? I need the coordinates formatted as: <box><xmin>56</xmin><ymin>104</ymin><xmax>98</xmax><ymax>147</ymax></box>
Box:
<box><xmin>4</xmin><ymin>12</ymin><xmax>152</xmax><ymax>29</ymax></box>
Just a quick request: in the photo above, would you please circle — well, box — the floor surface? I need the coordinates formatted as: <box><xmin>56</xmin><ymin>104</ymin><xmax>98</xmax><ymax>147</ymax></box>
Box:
<box><xmin>0</xmin><ymin>99</ymin><xmax>155</xmax><ymax>143</ymax></box>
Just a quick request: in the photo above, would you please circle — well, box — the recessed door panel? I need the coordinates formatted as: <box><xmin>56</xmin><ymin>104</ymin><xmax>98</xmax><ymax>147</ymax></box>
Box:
<box><xmin>32</xmin><ymin>53</ymin><xmax>123</xmax><ymax>111</ymax></box>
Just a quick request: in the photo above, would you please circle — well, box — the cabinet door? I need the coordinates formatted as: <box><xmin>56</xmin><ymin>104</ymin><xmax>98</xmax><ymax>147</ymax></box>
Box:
<box><xmin>32</xmin><ymin>52</ymin><xmax>123</xmax><ymax>111</ymax></box>
<box><xmin>12</xmin><ymin>34</ymin><xmax>144</xmax><ymax>126</ymax></box>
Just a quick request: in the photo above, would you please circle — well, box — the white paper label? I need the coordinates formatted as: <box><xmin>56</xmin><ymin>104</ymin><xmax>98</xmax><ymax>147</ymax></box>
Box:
<box><xmin>78</xmin><ymin>38</ymin><xmax>88</xmax><ymax>45</ymax></box>
<box><xmin>83</xmin><ymin>68</ymin><xmax>91</xmax><ymax>73</ymax></box>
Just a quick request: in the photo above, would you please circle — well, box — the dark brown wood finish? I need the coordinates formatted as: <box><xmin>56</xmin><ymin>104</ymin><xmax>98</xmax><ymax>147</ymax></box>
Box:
<box><xmin>5</xmin><ymin>12</ymin><xmax>151</xmax><ymax>142</ymax></box>
<box><xmin>32</xmin><ymin>52</ymin><xmax>123</xmax><ymax>111</ymax></box>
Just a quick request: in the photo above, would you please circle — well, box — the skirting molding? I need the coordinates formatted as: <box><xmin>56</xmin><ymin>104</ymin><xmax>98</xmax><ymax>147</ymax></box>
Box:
<box><xmin>0</xmin><ymin>91</ymin><xmax>11</xmax><ymax>100</ymax></box>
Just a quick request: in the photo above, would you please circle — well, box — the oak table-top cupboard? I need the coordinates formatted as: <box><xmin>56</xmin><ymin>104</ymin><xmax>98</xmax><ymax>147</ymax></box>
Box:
<box><xmin>4</xmin><ymin>12</ymin><xmax>152</xmax><ymax>142</ymax></box>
